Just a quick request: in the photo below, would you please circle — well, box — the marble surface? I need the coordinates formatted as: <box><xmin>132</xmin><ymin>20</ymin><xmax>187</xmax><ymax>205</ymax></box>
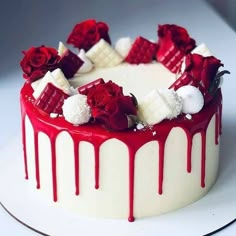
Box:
<box><xmin>0</xmin><ymin>0</ymin><xmax>235</xmax><ymax>235</ymax></box>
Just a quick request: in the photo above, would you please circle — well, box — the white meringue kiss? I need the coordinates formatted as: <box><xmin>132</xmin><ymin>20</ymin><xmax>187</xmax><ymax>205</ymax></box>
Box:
<box><xmin>115</xmin><ymin>37</ymin><xmax>133</xmax><ymax>58</ymax></box>
<box><xmin>176</xmin><ymin>85</ymin><xmax>204</xmax><ymax>114</ymax></box>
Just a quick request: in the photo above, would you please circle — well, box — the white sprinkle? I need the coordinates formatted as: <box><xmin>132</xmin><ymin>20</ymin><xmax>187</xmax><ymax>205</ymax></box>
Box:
<box><xmin>136</xmin><ymin>123</ymin><xmax>145</xmax><ymax>130</ymax></box>
<box><xmin>152</xmin><ymin>131</ymin><xmax>157</xmax><ymax>136</ymax></box>
<box><xmin>185</xmin><ymin>114</ymin><xmax>192</xmax><ymax>120</ymax></box>
<box><xmin>50</xmin><ymin>113</ymin><xmax>59</xmax><ymax>118</ymax></box>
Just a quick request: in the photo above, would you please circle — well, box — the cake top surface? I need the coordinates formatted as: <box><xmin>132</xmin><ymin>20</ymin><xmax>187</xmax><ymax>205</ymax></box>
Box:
<box><xmin>20</xmin><ymin>19</ymin><xmax>229</xmax><ymax>131</ymax></box>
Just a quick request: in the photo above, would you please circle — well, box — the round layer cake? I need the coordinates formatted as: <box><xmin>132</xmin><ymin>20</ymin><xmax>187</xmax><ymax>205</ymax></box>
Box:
<box><xmin>20</xmin><ymin>20</ymin><xmax>227</xmax><ymax>221</ymax></box>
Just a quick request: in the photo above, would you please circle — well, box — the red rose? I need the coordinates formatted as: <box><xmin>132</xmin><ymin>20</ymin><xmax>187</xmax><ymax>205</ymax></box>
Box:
<box><xmin>185</xmin><ymin>53</ymin><xmax>223</xmax><ymax>90</ymax></box>
<box><xmin>156</xmin><ymin>24</ymin><xmax>196</xmax><ymax>73</ymax></box>
<box><xmin>87</xmin><ymin>80</ymin><xmax>123</xmax><ymax>108</ymax></box>
<box><xmin>157</xmin><ymin>24</ymin><xmax>196</xmax><ymax>53</ymax></box>
<box><xmin>86</xmin><ymin>80</ymin><xmax>137</xmax><ymax>131</ymax></box>
<box><xmin>20</xmin><ymin>46</ymin><xmax>60</xmax><ymax>82</ymax></box>
<box><xmin>67</xmin><ymin>19</ymin><xmax>111</xmax><ymax>51</ymax></box>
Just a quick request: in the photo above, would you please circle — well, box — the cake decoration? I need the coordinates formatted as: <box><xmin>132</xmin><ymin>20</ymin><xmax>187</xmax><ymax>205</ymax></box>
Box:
<box><xmin>191</xmin><ymin>43</ymin><xmax>212</xmax><ymax>57</ymax></box>
<box><xmin>66</xmin><ymin>19</ymin><xmax>111</xmax><ymax>51</ymax></box>
<box><xmin>125</xmin><ymin>36</ymin><xmax>158</xmax><ymax>64</ymax></box>
<box><xmin>20</xmin><ymin>45</ymin><xmax>85</xmax><ymax>82</ymax></box>
<box><xmin>156</xmin><ymin>24</ymin><xmax>196</xmax><ymax>73</ymax></box>
<box><xmin>78</xmin><ymin>78</ymin><xmax>105</xmax><ymax>95</ymax></box>
<box><xmin>138</xmin><ymin>89</ymin><xmax>183</xmax><ymax>125</ymax></box>
<box><xmin>115</xmin><ymin>37</ymin><xmax>133</xmax><ymax>58</ymax></box>
<box><xmin>20</xmin><ymin>19</ymin><xmax>230</xmax><ymax>129</ymax></box>
<box><xmin>19</xmin><ymin>19</ymin><xmax>230</xmax><ymax>223</ymax></box>
<box><xmin>77</xmin><ymin>49</ymin><xmax>93</xmax><ymax>73</ymax></box>
<box><xmin>176</xmin><ymin>85</ymin><xmax>204</xmax><ymax>114</ymax></box>
<box><xmin>20</xmin><ymin>46</ymin><xmax>61</xmax><ymax>82</ymax></box>
<box><xmin>58</xmin><ymin>41</ymin><xmax>67</xmax><ymax>56</ymax></box>
<box><xmin>62</xmin><ymin>94</ymin><xmax>91</xmax><ymax>125</ymax></box>
<box><xmin>85</xmin><ymin>39</ymin><xmax>123</xmax><ymax>67</ymax></box>
<box><xmin>59</xmin><ymin>49</ymin><xmax>84</xmax><ymax>78</ymax></box>
<box><xmin>33</xmin><ymin>68</ymin><xmax>70</xmax><ymax>99</ymax></box>
<box><xmin>86</xmin><ymin>80</ymin><xmax>137</xmax><ymax>130</ymax></box>
<box><xmin>34</xmin><ymin>83</ymin><xmax>69</xmax><ymax>115</ymax></box>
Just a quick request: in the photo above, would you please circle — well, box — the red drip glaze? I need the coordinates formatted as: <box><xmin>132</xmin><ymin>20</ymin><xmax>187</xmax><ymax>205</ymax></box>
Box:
<box><xmin>186</xmin><ymin>132</ymin><xmax>193</xmax><ymax>173</ymax></box>
<box><xmin>94</xmin><ymin>144</ymin><xmax>100</xmax><ymax>189</ymax></box>
<box><xmin>20</xmin><ymin>82</ymin><xmax>222</xmax><ymax>221</ymax></box>
<box><xmin>200</xmin><ymin>131</ymin><xmax>206</xmax><ymax>188</ymax></box>
<box><xmin>21</xmin><ymin>112</ymin><xmax>28</xmax><ymax>179</ymax></box>
<box><xmin>74</xmin><ymin>140</ymin><xmax>80</xmax><ymax>195</ymax></box>
<box><xmin>34</xmin><ymin>131</ymin><xmax>40</xmax><ymax>189</ymax></box>
<box><xmin>128</xmin><ymin>149</ymin><xmax>135</xmax><ymax>222</ymax></box>
<box><xmin>158</xmin><ymin>141</ymin><xmax>165</xmax><ymax>195</ymax></box>
<box><xmin>51</xmin><ymin>138</ymin><xmax>58</xmax><ymax>201</ymax></box>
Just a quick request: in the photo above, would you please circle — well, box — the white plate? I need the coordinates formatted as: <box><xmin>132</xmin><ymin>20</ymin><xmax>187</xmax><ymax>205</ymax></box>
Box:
<box><xmin>0</xmin><ymin>135</ymin><xmax>235</xmax><ymax>236</ymax></box>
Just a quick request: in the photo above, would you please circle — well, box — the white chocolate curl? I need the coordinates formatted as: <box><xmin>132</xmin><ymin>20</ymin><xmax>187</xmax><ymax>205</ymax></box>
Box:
<box><xmin>62</xmin><ymin>94</ymin><xmax>91</xmax><ymax>125</ymax></box>
<box><xmin>115</xmin><ymin>37</ymin><xmax>133</xmax><ymax>58</ymax></box>
<box><xmin>176</xmin><ymin>85</ymin><xmax>204</xmax><ymax>114</ymax></box>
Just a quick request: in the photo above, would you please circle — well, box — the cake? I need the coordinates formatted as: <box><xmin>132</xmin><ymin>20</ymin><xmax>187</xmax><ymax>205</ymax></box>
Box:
<box><xmin>19</xmin><ymin>19</ymin><xmax>229</xmax><ymax>222</ymax></box>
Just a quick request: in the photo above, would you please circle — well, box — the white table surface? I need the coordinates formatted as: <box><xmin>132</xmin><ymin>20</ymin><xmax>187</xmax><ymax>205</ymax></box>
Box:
<box><xmin>0</xmin><ymin>0</ymin><xmax>235</xmax><ymax>235</ymax></box>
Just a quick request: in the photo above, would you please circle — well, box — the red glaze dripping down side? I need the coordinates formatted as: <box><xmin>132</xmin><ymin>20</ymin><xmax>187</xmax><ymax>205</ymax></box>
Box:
<box><xmin>20</xmin><ymin>82</ymin><xmax>222</xmax><ymax>222</ymax></box>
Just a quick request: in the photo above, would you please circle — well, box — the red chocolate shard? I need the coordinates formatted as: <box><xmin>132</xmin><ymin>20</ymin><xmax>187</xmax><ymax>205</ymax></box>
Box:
<box><xmin>169</xmin><ymin>72</ymin><xmax>212</xmax><ymax>104</ymax></box>
<box><xmin>34</xmin><ymin>83</ymin><xmax>69</xmax><ymax>114</ymax></box>
<box><xmin>59</xmin><ymin>49</ymin><xmax>84</xmax><ymax>78</ymax></box>
<box><xmin>157</xmin><ymin>43</ymin><xmax>185</xmax><ymax>73</ymax></box>
<box><xmin>78</xmin><ymin>78</ymin><xmax>105</xmax><ymax>95</ymax></box>
<box><xmin>125</xmin><ymin>36</ymin><xmax>158</xmax><ymax>64</ymax></box>
<box><xmin>156</xmin><ymin>24</ymin><xmax>196</xmax><ymax>73</ymax></box>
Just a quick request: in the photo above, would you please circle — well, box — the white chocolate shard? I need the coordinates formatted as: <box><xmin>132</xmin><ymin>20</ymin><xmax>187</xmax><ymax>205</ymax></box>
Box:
<box><xmin>77</xmin><ymin>49</ymin><xmax>93</xmax><ymax>73</ymax></box>
<box><xmin>159</xmin><ymin>89</ymin><xmax>183</xmax><ymax>119</ymax></box>
<box><xmin>138</xmin><ymin>89</ymin><xmax>172</xmax><ymax>125</ymax></box>
<box><xmin>33</xmin><ymin>68</ymin><xmax>71</xmax><ymax>99</ymax></box>
<box><xmin>58</xmin><ymin>41</ymin><xmax>68</xmax><ymax>56</ymax></box>
<box><xmin>115</xmin><ymin>37</ymin><xmax>133</xmax><ymax>58</ymax></box>
<box><xmin>191</xmin><ymin>43</ymin><xmax>212</xmax><ymax>57</ymax></box>
<box><xmin>86</xmin><ymin>39</ymin><xmax>123</xmax><ymax>67</ymax></box>
<box><xmin>138</xmin><ymin>89</ymin><xmax>183</xmax><ymax>125</ymax></box>
<box><xmin>176</xmin><ymin>85</ymin><xmax>204</xmax><ymax>114</ymax></box>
